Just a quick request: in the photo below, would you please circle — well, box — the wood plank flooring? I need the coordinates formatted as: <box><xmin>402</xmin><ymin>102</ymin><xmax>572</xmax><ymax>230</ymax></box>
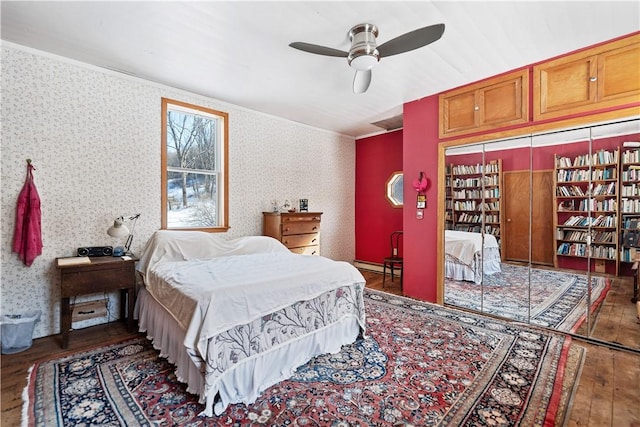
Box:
<box><xmin>1</xmin><ymin>270</ymin><xmax>638</xmax><ymax>426</ymax></box>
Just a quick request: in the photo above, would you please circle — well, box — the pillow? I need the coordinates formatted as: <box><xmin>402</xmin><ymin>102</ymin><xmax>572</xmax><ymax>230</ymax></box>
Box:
<box><xmin>137</xmin><ymin>230</ymin><xmax>233</xmax><ymax>278</ymax></box>
<box><xmin>136</xmin><ymin>231</ymin><xmax>288</xmax><ymax>279</ymax></box>
<box><xmin>223</xmin><ymin>235</ymin><xmax>290</xmax><ymax>256</ymax></box>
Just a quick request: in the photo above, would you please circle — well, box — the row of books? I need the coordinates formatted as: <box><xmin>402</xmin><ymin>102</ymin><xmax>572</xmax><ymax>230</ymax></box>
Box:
<box><xmin>556</xmin><ymin>230</ymin><xmax>615</xmax><ymax>243</ymax></box>
<box><xmin>556</xmin><ymin>168</ymin><xmax>617</xmax><ymax>182</ymax></box>
<box><xmin>452</xmin><ymin>175</ymin><xmax>500</xmax><ymax>188</ymax></box>
<box><xmin>621</xmin><ymin>147</ymin><xmax>640</xmax><ymax>164</ymax></box>
<box><xmin>620</xmin><ymin>199</ymin><xmax>640</xmax><ymax>213</ymax></box>
<box><xmin>453</xmin><ymin>225</ymin><xmax>482</xmax><ymax>233</ymax></box>
<box><xmin>555</xmin><ymin>149</ymin><xmax>619</xmax><ymax>168</ymax></box>
<box><xmin>451</xmin><ymin>162</ymin><xmax>500</xmax><ymax>175</ymax></box>
<box><xmin>621</xmin><ymin>217</ymin><xmax>640</xmax><ymax>230</ymax></box>
<box><xmin>556</xmin><ymin>185</ymin><xmax>586</xmax><ymax>197</ymax></box>
<box><xmin>455</xmin><ymin>213</ymin><xmax>500</xmax><ymax>224</ymax></box>
<box><xmin>577</xmin><ymin>198</ymin><xmax>617</xmax><ymax>212</ymax></box>
<box><xmin>589</xmin><ymin>182</ymin><xmax>617</xmax><ymax>196</ymax></box>
<box><xmin>484</xmin><ymin>226</ymin><xmax>500</xmax><ymax>236</ymax></box>
<box><xmin>452</xmin><ymin>189</ymin><xmax>500</xmax><ymax>199</ymax></box>
<box><xmin>557</xmin><ymin>200</ymin><xmax>617</xmax><ymax>212</ymax></box>
<box><xmin>452</xmin><ymin>200</ymin><xmax>501</xmax><ymax>211</ymax></box>
<box><xmin>621</xmin><ymin>169</ymin><xmax>640</xmax><ymax>182</ymax></box>
<box><xmin>556</xmin><ymin>243</ymin><xmax>616</xmax><ymax>259</ymax></box>
<box><xmin>561</xmin><ymin>215</ymin><xmax>617</xmax><ymax>227</ymax></box>
<box><xmin>621</xmin><ymin>184</ymin><xmax>640</xmax><ymax>197</ymax></box>
<box><xmin>620</xmin><ymin>247</ymin><xmax>640</xmax><ymax>262</ymax></box>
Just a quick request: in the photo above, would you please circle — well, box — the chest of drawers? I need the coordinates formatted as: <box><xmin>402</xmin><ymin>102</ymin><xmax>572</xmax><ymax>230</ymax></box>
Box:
<box><xmin>263</xmin><ymin>212</ymin><xmax>322</xmax><ymax>255</ymax></box>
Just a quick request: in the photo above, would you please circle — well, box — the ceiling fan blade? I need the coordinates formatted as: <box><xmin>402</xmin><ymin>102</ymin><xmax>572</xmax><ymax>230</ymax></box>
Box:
<box><xmin>289</xmin><ymin>42</ymin><xmax>349</xmax><ymax>57</ymax></box>
<box><xmin>353</xmin><ymin>69</ymin><xmax>372</xmax><ymax>94</ymax></box>
<box><xmin>377</xmin><ymin>23</ymin><xmax>445</xmax><ymax>58</ymax></box>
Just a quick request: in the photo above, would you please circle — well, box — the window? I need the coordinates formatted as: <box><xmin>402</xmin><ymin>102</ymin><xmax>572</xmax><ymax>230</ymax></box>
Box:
<box><xmin>385</xmin><ymin>171</ymin><xmax>404</xmax><ymax>208</ymax></box>
<box><xmin>161</xmin><ymin>98</ymin><xmax>229</xmax><ymax>231</ymax></box>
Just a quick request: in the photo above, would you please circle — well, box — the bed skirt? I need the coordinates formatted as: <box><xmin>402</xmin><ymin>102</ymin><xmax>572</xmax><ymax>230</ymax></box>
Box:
<box><xmin>135</xmin><ymin>287</ymin><xmax>363</xmax><ymax>416</ymax></box>
<box><xmin>445</xmin><ymin>246</ymin><xmax>501</xmax><ymax>284</ymax></box>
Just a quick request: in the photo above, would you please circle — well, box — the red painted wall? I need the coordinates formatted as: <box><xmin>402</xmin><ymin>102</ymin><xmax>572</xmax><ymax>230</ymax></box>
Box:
<box><xmin>355</xmin><ymin>130</ymin><xmax>403</xmax><ymax>264</ymax></box>
<box><xmin>402</xmin><ymin>96</ymin><xmax>440</xmax><ymax>301</ymax></box>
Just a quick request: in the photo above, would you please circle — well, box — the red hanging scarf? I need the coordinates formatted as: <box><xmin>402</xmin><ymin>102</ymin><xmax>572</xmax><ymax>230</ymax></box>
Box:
<box><xmin>13</xmin><ymin>163</ymin><xmax>43</xmax><ymax>266</ymax></box>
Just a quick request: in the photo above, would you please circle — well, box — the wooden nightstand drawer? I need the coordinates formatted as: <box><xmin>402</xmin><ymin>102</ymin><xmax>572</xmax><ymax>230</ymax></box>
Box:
<box><xmin>61</xmin><ymin>264</ymin><xmax>134</xmax><ymax>296</ymax></box>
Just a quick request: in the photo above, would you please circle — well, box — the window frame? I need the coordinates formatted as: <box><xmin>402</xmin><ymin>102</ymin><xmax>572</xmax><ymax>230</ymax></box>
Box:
<box><xmin>161</xmin><ymin>97</ymin><xmax>229</xmax><ymax>232</ymax></box>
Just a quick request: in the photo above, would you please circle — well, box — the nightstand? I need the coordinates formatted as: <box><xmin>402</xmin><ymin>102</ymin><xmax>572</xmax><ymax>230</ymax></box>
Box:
<box><xmin>56</xmin><ymin>256</ymin><xmax>138</xmax><ymax>348</ymax></box>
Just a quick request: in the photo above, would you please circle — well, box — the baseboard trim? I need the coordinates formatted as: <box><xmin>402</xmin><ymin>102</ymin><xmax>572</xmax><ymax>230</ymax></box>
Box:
<box><xmin>354</xmin><ymin>260</ymin><xmax>404</xmax><ymax>280</ymax></box>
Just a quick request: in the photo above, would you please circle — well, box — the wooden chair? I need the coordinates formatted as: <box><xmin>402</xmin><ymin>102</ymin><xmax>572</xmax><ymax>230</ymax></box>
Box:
<box><xmin>382</xmin><ymin>231</ymin><xmax>403</xmax><ymax>289</ymax></box>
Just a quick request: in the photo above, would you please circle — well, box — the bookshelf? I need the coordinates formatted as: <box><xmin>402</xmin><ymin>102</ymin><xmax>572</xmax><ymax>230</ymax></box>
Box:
<box><xmin>445</xmin><ymin>165</ymin><xmax>454</xmax><ymax>230</ymax></box>
<box><xmin>553</xmin><ymin>148</ymin><xmax>619</xmax><ymax>274</ymax></box>
<box><xmin>619</xmin><ymin>146</ymin><xmax>640</xmax><ymax>265</ymax></box>
<box><xmin>448</xmin><ymin>159</ymin><xmax>503</xmax><ymax>249</ymax></box>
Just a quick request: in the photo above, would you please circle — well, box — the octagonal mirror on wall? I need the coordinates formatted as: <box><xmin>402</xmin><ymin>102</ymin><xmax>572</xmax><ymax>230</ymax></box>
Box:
<box><xmin>386</xmin><ymin>172</ymin><xmax>403</xmax><ymax>208</ymax></box>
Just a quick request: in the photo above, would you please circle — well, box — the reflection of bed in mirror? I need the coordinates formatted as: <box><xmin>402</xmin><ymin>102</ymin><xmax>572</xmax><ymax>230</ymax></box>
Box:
<box><xmin>445</xmin><ymin>230</ymin><xmax>501</xmax><ymax>283</ymax></box>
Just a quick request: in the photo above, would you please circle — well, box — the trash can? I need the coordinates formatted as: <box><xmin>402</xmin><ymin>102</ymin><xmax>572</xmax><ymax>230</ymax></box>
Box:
<box><xmin>1</xmin><ymin>310</ymin><xmax>41</xmax><ymax>354</ymax></box>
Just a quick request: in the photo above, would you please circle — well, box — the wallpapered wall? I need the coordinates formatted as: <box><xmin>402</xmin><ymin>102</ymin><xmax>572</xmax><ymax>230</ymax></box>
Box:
<box><xmin>1</xmin><ymin>45</ymin><xmax>356</xmax><ymax>339</ymax></box>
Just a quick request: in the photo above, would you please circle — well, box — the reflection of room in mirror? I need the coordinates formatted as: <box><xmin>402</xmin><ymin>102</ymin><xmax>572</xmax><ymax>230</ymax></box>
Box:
<box><xmin>441</xmin><ymin>117</ymin><xmax>640</xmax><ymax>351</ymax></box>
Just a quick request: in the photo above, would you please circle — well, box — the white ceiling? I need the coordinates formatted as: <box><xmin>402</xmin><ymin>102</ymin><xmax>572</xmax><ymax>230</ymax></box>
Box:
<box><xmin>2</xmin><ymin>1</ymin><xmax>639</xmax><ymax>138</ymax></box>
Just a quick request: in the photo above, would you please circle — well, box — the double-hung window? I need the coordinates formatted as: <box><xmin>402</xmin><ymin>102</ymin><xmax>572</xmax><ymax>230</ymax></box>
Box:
<box><xmin>161</xmin><ymin>98</ymin><xmax>229</xmax><ymax>231</ymax></box>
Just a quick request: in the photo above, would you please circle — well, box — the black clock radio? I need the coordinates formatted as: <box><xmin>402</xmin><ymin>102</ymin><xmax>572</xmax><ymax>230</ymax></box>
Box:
<box><xmin>77</xmin><ymin>246</ymin><xmax>113</xmax><ymax>257</ymax></box>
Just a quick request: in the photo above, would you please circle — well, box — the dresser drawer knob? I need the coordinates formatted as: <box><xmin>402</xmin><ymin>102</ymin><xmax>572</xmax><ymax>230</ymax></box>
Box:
<box><xmin>312</xmin><ymin>226</ymin><xmax>318</xmax><ymax>230</ymax></box>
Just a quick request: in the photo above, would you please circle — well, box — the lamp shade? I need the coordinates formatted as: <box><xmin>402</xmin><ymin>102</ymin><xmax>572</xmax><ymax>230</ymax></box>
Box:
<box><xmin>107</xmin><ymin>218</ymin><xmax>130</xmax><ymax>238</ymax></box>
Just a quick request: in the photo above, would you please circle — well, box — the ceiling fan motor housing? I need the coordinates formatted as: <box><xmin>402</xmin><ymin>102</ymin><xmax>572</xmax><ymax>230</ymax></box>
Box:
<box><xmin>348</xmin><ymin>23</ymin><xmax>380</xmax><ymax>70</ymax></box>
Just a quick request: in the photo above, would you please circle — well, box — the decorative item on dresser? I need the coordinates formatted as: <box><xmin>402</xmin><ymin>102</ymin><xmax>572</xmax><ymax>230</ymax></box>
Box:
<box><xmin>262</xmin><ymin>211</ymin><xmax>322</xmax><ymax>255</ymax></box>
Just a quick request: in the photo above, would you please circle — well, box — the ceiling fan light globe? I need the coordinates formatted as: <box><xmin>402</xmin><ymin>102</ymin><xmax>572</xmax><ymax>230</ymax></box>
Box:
<box><xmin>349</xmin><ymin>53</ymin><xmax>379</xmax><ymax>71</ymax></box>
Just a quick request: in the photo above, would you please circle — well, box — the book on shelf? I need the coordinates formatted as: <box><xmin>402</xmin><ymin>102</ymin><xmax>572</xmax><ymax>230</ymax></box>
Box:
<box><xmin>57</xmin><ymin>256</ymin><xmax>91</xmax><ymax>267</ymax></box>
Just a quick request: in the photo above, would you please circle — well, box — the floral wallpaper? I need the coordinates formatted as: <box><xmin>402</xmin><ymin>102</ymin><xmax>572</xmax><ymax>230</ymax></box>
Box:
<box><xmin>1</xmin><ymin>45</ymin><xmax>356</xmax><ymax>339</ymax></box>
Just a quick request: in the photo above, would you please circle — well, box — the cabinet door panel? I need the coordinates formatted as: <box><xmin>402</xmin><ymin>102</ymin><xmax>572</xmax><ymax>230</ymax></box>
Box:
<box><xmin>598</xmin><ymin>41</ymin><xmax>640</xmax><ymax>102</ymax></box>
<box><xmin>537</xmin><ymin>55</ymin><xmax>598</xmax><ymax>115</ymax></box>
<box><xmin>534</xmin><ymin>34</ymin><xmax>640</xmax><ymax>121</ymax></box>
<box><xmin>480</xmin><ymin>76</ymin><xmax>526</xmax><ymax>126</ymax></box>
<box><xmin>442</xmin><ymin>91</ymin><xmax>477</xmax><ymax>134</ymax></box>
<box><xmin>440</xmin><ymin>70</ymin><xmax>529</xmax><ymax>138</ymax></box>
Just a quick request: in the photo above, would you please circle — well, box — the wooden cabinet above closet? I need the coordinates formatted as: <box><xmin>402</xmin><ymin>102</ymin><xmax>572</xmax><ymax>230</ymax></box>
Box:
<box><xmin>533</xmin><ymin>34</ymin><xmax>640</xmax><ymax>121</ymax></box>
<box><xmin>439</xmin><ymin>69</ymin><xmax>529</xmax><ymax>139</ymax></box>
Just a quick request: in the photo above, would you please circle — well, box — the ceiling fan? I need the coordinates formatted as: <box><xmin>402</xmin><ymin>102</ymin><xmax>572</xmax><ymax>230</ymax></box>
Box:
<box><xmin>289</xmin><ymin>23</ymin><xmax>445</xmax><ymax>94</ymax></box>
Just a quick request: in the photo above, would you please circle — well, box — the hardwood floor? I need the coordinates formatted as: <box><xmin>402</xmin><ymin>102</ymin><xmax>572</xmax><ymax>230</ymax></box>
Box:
<box><xmin>1</xmin><ymin>270</ymin><xmax>638</xmax><ymax>426</ymax></box>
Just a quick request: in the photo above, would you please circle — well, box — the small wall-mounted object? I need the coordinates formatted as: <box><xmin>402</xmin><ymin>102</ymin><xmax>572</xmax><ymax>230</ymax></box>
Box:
<box><xmin>385</xmin><ymin>171</ymin><xmax>403</xmax><ymax>208</ymax></box>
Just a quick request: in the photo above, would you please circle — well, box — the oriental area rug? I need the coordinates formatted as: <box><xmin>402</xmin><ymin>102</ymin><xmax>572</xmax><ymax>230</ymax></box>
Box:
<box><xmin>445</xmin><ymin>263</ymin><xmax>610</xmax><ymax>333</ymax></box>
<box><xmin>24</xmin><ymin>290</ymin><xmax>583</xmax><ymax>426</ymax></box>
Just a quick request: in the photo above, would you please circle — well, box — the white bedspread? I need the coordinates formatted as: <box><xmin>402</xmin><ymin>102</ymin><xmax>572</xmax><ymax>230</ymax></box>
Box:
<box><xmin>146</xmin><ymin>250</ymin><xmax>366</xmax><ymax>361</ymax></box>
<box><xmin>445</xmin><ymin>230</ymin><xmax>499</xmax><ymax>266</ymax></box>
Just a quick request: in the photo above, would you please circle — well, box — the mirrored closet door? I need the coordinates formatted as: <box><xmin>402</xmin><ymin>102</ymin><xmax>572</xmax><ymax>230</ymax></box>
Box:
<box><xmin>441</xmin><ymin>117</ymin><xmax>640</xmax><ymax>351</ymax></box>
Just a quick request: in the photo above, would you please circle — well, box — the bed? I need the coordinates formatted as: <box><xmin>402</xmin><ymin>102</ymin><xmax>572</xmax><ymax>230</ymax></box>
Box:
<box><xmin>134</xmin><ymin>230</ymin><xmax>366</xmax><ymax>417</ymax></box>
<box><xmin>445</xmin><ymin>230</ymin><xmax>501</xmax><ymax>283</ymax></box>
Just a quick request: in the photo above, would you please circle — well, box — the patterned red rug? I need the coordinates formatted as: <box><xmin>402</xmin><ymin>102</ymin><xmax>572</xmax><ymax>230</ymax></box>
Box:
<box><xmin>24</xmin><ymin>290</ymin><xmax>582</xmax><ymax>426</ymax></box>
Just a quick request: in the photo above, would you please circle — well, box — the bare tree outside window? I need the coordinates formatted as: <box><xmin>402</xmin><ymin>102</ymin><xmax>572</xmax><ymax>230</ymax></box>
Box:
<box><xmin>161</xmin><ymin>98</ymin><xmax>229</xmax><ymax>231</ymax></box>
